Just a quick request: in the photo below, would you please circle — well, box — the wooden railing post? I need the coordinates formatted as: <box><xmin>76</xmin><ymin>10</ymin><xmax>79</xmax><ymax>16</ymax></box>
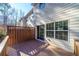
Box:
<box><xmin>74</xmin><ymin>39</ymin><xmax>79</xmax><ymax>56</ymax></box>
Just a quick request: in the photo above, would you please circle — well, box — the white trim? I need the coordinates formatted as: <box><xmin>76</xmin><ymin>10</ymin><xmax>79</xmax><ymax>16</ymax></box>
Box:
<box><xmin>44</xmin><ymin>24</ymin><xmax>46</xmax><ymax>39</ymax></box>
<box><xmin>35</xmin><ymin>26</ymin><xmax>37</xmax><ymax>40</ymax></box>
<box><xmin>68</xmin><ymin>19</ymin><xmax>70</xmax><ymax>43</ymax></box>
<box><xmin>54</xmin><ymin>22</ymin><xmax>55</xmax><ymax>39</ymax></box>
<box><xmin>46</xmin><ymin>30</ymin><xmax>54</xmax><ymax>31</ymax></box>
<box><xmin>55</xmin><ymin>30</ymin><xmax>68</xmax><ymax>31</ymax></box>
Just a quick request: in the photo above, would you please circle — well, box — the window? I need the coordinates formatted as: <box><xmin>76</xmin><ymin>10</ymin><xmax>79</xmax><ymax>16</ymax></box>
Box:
<box><xmin>55</xmin><ymin>20</ymin><xmax>68</xmax><ymax>40</ymax></box>
<box><xmin>46</xmin><ymin>23</ymin><xmax>54</xmax><ymax>38</ymax></box>
<box><xmin>39</xmin><ymin>3</ymin><xmax>45</xmax><ymax>10</ymax></box>
<box><xmin>46</xmin><ymin>20</ymin><xmax>68</xmax><ymax>41</ymax></box>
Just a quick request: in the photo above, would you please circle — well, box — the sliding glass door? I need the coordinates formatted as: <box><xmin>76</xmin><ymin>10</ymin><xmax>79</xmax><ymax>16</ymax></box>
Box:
<box><xmin>37</xmin><ymin>25</ymin><xmax>45</xmax><ymax>41</ymax></box>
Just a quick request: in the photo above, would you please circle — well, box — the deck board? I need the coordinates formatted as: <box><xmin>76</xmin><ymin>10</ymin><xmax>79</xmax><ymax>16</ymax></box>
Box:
<box><xmin>37</xmin><ymin>45</ymin><xmax>74</xmax><ymax>56</ymax></box>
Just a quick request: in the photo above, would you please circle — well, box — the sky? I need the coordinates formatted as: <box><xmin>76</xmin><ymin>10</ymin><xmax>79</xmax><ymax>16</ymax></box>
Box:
<box><xmin>0</xmin><ymin>3</ymin><xmax>32</xmax><ymax>25</ymax></box>
<box><xmin>9</xmin><ymin>3</ymin><xmax>33</xmax><ymax>26</ymax></box>
<box><xmin>9</xmin><ymin>3</ymin><xmax>32</xmax><ymax>16</ymax></box>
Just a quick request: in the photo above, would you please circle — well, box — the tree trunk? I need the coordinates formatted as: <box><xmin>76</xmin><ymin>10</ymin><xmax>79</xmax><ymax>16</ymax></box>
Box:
<box><xmin>3</xmin><ymin>15</ymin><xmax>7</xmax><ymax>25</ymax></box>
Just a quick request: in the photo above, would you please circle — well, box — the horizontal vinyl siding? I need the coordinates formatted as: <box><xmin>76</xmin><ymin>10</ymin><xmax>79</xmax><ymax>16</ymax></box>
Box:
<box><xmin>69</xmin><ymin>19</ymin><xmax>79</xmax><ymax>51</ymax></box>
<box><xmin>44</xmin><ymin>4</ymin><xmax>79</xmax><ymax>22</ymax></box>
<box><xmin>44</xmin><ymin>4</ymin><xmax>79</xmax><ymax>52</ymax></box>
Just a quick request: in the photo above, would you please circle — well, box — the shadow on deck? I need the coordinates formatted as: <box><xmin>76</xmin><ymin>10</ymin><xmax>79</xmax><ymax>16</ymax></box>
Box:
<box><xmin>6</xmin><ymin>40</ymin><xmax>74</xmax><ymax>56</ymax></box>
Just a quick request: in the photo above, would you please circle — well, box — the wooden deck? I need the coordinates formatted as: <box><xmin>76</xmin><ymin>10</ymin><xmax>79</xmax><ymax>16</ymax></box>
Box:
<box><xmin>6</xmin><ymin>40</ymin><xmax>74</xmax><ymax>56</ymax></box>
<box><xmin>0</xmin><ymin>26</ymin><xmax>75</xmax><ymax>56</ymax></box>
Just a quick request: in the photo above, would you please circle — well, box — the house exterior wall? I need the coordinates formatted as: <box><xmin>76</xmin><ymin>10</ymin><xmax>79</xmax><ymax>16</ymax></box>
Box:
<box><xmin>33</xmin><ymin>3</ymin><xmax>79</xmax><ymax>52</ymax></box>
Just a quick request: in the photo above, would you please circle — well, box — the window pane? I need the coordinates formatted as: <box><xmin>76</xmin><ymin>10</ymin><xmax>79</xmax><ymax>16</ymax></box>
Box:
<box><xmin>46</xmin><ymin>23</ymin><xmax>54</xmax><ymax>30</ymax></box>
<box><xmin>55</xmin><ymin>20</ymin><xmax>68</xmax><ymax>30</ymax></box>
<box><xmin>64</xmin><ymin>20</ymin><xmax>68</xmax><ymax>30</ymax></box>
<box><xmin>55</xmin><ymin>22</ymin><xmax>59</xmax><ymax>30</ymax></box>
<box><xmin>55</xmin><ymin>31</ymin><xmax>68</xmax><ymax>41</ymax></box>
<box><xmin>46</xmin><ymin>31</ymin><xmax>54</xmax><ymax>38</ymax></box>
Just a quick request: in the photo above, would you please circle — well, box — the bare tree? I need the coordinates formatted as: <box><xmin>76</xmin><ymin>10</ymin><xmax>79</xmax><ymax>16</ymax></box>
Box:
<box><xmin>0</xmin><ymin>3</ymin><xmax>11</xmax><ymax>25</ymax></box>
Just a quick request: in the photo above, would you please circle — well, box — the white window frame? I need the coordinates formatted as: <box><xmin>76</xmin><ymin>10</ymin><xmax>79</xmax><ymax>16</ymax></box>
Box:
<box><xmin>46</xmin><ymin>22</ymin><xmax>54</xmax><ymax>38</ymax></box>
<box><xmin>46</xmin><ymin>20</ymin><xmax>69</xmax><ymax>41</ymax></box>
